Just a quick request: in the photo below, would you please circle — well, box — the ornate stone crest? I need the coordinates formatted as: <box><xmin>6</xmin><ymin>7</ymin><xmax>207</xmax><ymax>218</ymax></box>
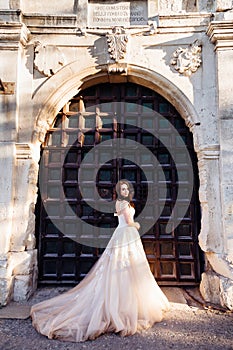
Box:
<box><xmin>170</xmin><ymin>40</ymin><xmax>202</xmax><ymax>76</ymax></box>
<box><xmin>34</xmin><ymin>42</ymin><xmax>66</xmax><ymax>77</ymax></box>
<box><xmin>106</xmin><ymin>27</ymin><xmax>129</xmax><ymax>62</ymax></box>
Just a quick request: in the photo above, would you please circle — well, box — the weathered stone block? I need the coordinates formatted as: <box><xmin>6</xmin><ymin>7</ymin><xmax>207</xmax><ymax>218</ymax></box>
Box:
<box><xmin>0</xmin><ymin>254</ymin><xmax>13</xmax><ymax>278</ymax></box>
<box><xmin>216</xmin><ymin>0</ymin><xmax>233</xmax><ymax>11</ymax></box>
<box><xmin>0</xmin><ymin>258</ymin><xmax>8</xmax><ymax>269</ymax></box>
<box><xmin>10</xmin><ymin>250</ymin><xmax>37</xmax><ymax>275</ymax></box>
<box><xmin>0</xmin><ymin>0</ymin><xmax>10</xmax><ymax>9</ymax></box>
<box><xmin>0</xmin><ymin>277</ymin><xmax>14</xmax><ymax>305</ymax></box>
<box><xmin>220</xmin><ymin>276</ymin><xmax>233</xmax><ymax>310</ymax></box>
<box><xmin>20</xmin><ymin>0</ymin><xmax>75</xmax><ymax>14</ymax></box>
<box><xmin>198</xmin><ymin>0</ymin><xmax>215</xmax><ymax>12</ymax></box>
<box><xmin>13</xmin><ymin>273</ymin><xmax>36</xmax><ymax>301</ymax></box>
<box><xmin>200</xmin><ymin>270</ymin><xmax>233</xmax><ymax>310</ymax></box>
<box><xmin>206</xmin><ymin>252</ymin><xmax>233</xmax><ymax>280</ymax></box>
<box><xmin>200</xmin><ymin>270</ymin><xmax>221</xmax><ymax>305</ymax></box>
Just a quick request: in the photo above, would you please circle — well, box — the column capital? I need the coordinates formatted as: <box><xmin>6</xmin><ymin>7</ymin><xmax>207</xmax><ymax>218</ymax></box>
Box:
<box><xmin>207</xmin><ymin>20</ymin><xmax>233</xmax><ymax>50</ymax></box>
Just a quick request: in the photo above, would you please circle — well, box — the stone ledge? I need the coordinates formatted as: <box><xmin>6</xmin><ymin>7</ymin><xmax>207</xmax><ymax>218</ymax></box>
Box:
<box><xmin>23</xmin><ymin>13</ymin><xmax>77</xmax><ymax>28</ymax></box>
<box><xmin>0</xmin><ymin>303</ymin><xmax>30</xmax><ymax>319</ymax></box>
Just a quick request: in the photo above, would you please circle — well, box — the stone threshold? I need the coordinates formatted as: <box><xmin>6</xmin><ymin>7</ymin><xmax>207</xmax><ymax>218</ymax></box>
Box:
<box><xmin>0</xmin><ymin>303</ymin><xmax>31</xmax><ymax>319</ymax></box>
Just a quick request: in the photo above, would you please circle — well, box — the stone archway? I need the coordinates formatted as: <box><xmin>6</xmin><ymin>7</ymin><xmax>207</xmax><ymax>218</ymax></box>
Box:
<box><xmin>32</xmin><ymin>63</ymin><xmax>201</xmax><ymax>145</ymax></box>
<box><xmin>29</xmin><ymin>62</ymin><xmax>227</xmax><ymax>307</ymax></box>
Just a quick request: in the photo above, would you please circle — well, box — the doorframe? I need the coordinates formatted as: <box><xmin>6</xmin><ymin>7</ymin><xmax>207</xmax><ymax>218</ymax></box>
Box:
<box><xmin>31</xmin><ymin>62</ymin><xmax>221</xmax><ymax>290</ymax></box>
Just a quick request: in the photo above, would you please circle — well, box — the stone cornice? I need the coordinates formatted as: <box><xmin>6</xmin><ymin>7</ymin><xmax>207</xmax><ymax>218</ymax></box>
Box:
<box><xmin>159</xmin><ymin>13</ymin><xmax>211</xmax><ymax>28</ymax></box>
<box><xmin>0</xmin><ymin>22</ymin><xmax>30</xmax><ymax>50</ymax></box>
<box><xmin>22</xmin><ymin>13</ymin><xmax>77</xmax><ymax>34</ymax></box>
<box><xmin>1</xmin><ymin>12</ymin><xmax>212</xmax><ymax>35</ymax></box>
<box><xmin>207</xmin><ymin>20</ymin><xmax>233</xmax><ymax>50</ymax></box>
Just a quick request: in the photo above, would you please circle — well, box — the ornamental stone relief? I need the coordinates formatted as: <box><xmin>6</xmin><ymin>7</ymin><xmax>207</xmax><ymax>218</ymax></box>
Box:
<box><xmin>170</xmin><ymin>40</ymin><xmax>202</xmax><ymax>76</ymax></box>
<box><xmin>106</xmin><ymin>27</ymin><xmax>129</xmax><ymax>62</ymax></box>
<box><xmin>34</xmin><ymin>42</ymin><xmax>66</xmax><ymax>77</ymax></box>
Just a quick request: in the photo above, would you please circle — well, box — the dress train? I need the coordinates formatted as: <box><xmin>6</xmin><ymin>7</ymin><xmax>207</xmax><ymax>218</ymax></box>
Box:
<box><xmin>31</xmin><ymin>206</ymin><xmax>170</xmax><ymax>342</ymax></box>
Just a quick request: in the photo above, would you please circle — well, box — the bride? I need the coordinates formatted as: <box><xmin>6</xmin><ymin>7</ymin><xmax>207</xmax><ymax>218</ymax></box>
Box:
<box><xmin>31</xmin><ymin>179</ymin><xmax>170</xmax><ymax>342</ymax></box>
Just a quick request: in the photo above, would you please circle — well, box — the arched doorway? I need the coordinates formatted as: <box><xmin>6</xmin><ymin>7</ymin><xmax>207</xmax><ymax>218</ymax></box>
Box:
<box><xmin>36</xmin><ymin>82</ymin><xmax>201</xmax><ymax>286</ymax></box>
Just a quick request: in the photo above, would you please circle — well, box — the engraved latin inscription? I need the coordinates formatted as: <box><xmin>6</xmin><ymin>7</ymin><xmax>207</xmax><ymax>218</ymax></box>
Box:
<box><xmin>88</xmin><ymin>1</ymin><xmax>148</xmax><ymax>27</ymax></box>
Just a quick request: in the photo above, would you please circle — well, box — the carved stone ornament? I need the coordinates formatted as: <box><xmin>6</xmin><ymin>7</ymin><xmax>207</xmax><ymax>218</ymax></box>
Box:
<box><xmin>170</xmin><ymin>40</ymin><xmax>202</xmax><ymax>76</ymax></box>
<box><xmin>34</xmin><ymin>42</ymin><xmax>66</xmax><ymax>77</ymax></box>
<box><xmin>107</xmin><ymin>63</ymin><xmax>127</xmax><ymax>74</ymax></box>
<box><xmin>106</xmin><ymin>27</ymin><xmax>129</xmax><ymax>63</ymax></box>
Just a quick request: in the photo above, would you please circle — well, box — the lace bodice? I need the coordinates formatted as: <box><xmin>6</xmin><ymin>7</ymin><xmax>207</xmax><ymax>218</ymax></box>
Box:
<box><xmin>115</xmin><ymin>201</ymin><xmax>135</xmax><ymax>228</ymax></box>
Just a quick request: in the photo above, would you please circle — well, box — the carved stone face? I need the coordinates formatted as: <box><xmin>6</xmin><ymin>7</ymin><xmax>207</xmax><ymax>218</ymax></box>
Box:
<box><xmin>112</xmin><ymin>26</ymin><xmax>125</xmax><ymax>35</ymax></box>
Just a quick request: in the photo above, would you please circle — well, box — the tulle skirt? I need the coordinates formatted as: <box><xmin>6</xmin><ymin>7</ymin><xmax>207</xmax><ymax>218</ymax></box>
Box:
<box><xmin>31</xmin><ymin>225</ymin><xmax>170</xmax><ymax>342</ymax></box>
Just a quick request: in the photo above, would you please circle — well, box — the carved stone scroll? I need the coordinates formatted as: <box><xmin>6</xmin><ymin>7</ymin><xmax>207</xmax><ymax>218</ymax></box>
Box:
<box><xmin>170</xmin><ymin>40</ymin><xmax>202</xmax><ymax>76</ymax></box>
<box><xmin>34</xmin><ymin>42</ymin><xmax>66</xmax><ymax>77</ymax></box>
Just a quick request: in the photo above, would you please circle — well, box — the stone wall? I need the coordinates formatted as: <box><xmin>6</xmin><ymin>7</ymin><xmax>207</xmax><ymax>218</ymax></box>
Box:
<box><xmin>0</xmin><ymin>1</ymin><xmax>233</xmax><ymax>310</ymax></box>
<box><xmin>200</xmin><ymin>13</ymin><xmax>233</xmax><ymax>310</ymax></box>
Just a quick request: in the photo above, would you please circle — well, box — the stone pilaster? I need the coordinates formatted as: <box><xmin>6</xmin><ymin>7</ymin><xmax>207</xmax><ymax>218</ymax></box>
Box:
<box><xmin>0</xmin><ymin>143</ymin><xmax>15</xmax><ymax>305</ymax></box>
<box><xmin>0</xmin><ymin>17</ymin><xmax>33</xmax><ymax>304</ymax></box>
<box><xmin>202</xmin><ymin>18</ymin><xmax>233</xmax><ymax>310</ymax></box>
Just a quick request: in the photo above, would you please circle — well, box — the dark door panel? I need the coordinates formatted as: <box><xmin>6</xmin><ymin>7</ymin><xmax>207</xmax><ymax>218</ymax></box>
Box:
<box><xmin>37</xmin><ymin>83</ymin><xmax>201</xmax><ymax>285</ymax></box>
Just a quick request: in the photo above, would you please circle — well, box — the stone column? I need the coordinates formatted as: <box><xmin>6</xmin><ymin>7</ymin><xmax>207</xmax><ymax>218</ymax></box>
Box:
<box><xmin>202</xmin><ymin>16</ymin><xmax>233</xmax><ymax>310</ymax></box>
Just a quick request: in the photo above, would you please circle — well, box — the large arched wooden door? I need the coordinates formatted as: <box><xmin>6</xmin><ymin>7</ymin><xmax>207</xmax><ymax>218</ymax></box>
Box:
<box><xmin>36</xmin><ymin>83</ymin><xmax>201</xmax><ymax>286</ymax></box>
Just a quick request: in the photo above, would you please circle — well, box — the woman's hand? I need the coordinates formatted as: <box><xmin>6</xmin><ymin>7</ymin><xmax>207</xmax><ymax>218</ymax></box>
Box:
<box><xmin>129</xmin><ymin>222</ymin><xmax>140</xmax><ymax>230</ymax></box>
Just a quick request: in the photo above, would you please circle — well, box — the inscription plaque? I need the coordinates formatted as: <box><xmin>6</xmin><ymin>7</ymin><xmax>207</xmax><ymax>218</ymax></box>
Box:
<box><xmin>88</xmin><ymin>1</ymin><xmax>148</xmax><ymax>27</ymax></box>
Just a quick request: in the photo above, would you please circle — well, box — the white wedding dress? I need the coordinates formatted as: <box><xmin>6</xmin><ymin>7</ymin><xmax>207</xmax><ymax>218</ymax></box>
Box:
<box><xmin>31</xmin><ymin>201</ymin><xmax>170</xmax><ymax>342</ymax></box>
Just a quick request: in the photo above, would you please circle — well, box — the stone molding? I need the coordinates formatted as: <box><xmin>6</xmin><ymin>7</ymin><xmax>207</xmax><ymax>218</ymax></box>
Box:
<box><xmin>22</xmin><ymin>13</ymin><xmax>77</xmax><ymax>29</ymax></box>
<box><xmin>106</xmin><ymin>63</ymin><xmax>128</xmax><ymax>74</ymax></box>
<box><xmin>198</xmin><ymin>144</ymin><xmax>220</xmax><ymax>160</ymax></box>
<box><xmin>0</xmin><ymin>22</ymin><xmax>30</xmax><ymax>50</ymax></box>
<box><xmin>170</xmin><ymin>40</ymin><xmax>202</xmax><ymax>76</ymax></box>
<box><xmin>6</xmin><ymin>13</ymin><xmax>210</xmax><ymax>35</ymax></box>
<box><xmin>207</xmin><ymin>21</ymin><xmax>233</xmax><ymax>50</ymax></box>
<box><xmin>15</xmin><ymin>143</ymin><xmax>33</xmax><ymax>160</ymax></box>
